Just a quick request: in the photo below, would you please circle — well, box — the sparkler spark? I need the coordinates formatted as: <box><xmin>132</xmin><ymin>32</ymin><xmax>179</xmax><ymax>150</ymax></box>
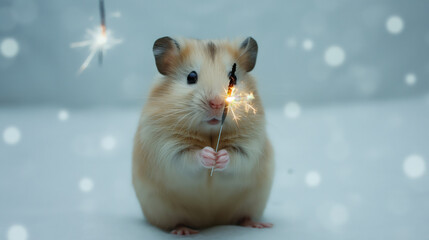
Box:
<box><xmin>223</xmin><ymin>86</ymin><xmax>257</xmax><ymax>122</ymax></box>
<box><xmin>71</xmin><ymin>0</ymin><xmax>122</xmax><ymax>74</ymax></box>
<box><xmin>71</xmin><ymin>27</ymin><xmax>122</xmax><ymax>73</ymax></box>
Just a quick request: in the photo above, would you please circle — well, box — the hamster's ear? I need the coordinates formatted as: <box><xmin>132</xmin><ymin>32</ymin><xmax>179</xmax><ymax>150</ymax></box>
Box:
<box><xmin>238</xmin><ymin>37</ymin><xmax>258</xmax><ymax>72</ymax></box>
<box><xmin>153</xmin><ymin>36</ymin><xmax>180</xmax><ymax>75</ymax></box>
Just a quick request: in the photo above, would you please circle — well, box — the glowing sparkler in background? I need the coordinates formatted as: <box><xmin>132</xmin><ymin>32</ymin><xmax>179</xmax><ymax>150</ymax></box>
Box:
<box><xmin>211</xmin><ymin>63</ymin><xmax>256</xmax><ymax>176</ymax></box>
<box><xmin>70</xmin><ymin>0</ymin><xmax>122</xmax><ymax>74</ymax></box>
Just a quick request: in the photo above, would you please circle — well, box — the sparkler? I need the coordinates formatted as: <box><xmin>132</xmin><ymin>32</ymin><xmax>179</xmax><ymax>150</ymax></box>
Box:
<box><xmin>210</xmin><ymin>63</ymin><xmax>257</xmax><ymax>176</ymax></box>
<box><xmin>211</xmin><ymin>63</ymin><xmax>235</xmax><ymax>176</ymax></box>
<box><xmin>70</xmin><ymin>0</ymin><xmax>122</xmax><ymax>74</ymax></box>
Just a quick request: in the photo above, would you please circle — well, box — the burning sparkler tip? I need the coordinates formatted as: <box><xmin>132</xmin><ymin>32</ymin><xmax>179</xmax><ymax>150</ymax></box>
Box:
<box><xmin>71</xmin><ymin>0</ymin><xmax>122</xmax><ymax>73</ymax></box>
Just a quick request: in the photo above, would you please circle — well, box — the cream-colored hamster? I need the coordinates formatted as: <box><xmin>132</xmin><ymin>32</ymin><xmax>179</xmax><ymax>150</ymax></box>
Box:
<box><xmin>132</xmin><ymin>36</ymin><xmax>274</xmax><ymax>235</ymax></box>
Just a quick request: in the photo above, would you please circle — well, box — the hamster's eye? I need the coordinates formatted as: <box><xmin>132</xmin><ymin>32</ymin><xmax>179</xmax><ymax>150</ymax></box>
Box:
<box><xmin>187</xmin><ymin>71</ymin><xmax>198</xmax><ymax>84</ymax></box>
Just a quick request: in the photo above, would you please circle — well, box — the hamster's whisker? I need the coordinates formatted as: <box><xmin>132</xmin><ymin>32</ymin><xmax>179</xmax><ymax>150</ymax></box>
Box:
<box><xmin>175</xmin><ymin>111</ymin><xmax>193</xmax><ymax>125</ymax></box>
<box><xmin>172</xmin><ymin>111</ymin><xmax>195</xmax><ymax>131</ymax></box>
<box><xmin>156</xmin><ymin>108</ymin><xmax>188</xmax><ymax>117</ymax></box>
<box><xmin>155</xmin><ymin>110</ymin><xmax>190</xmax><ymax>123</ymax></box>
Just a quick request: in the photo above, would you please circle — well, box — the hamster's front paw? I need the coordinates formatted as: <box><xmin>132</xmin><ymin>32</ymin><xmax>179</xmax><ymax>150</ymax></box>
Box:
<box><xmin>214</xmin><ymin>149</ymin><xmax>230</xmax><ymax>171</ymax></box>
<box><xmin>198</xmin><ymin>147</ymin><xmax>216</xmax><ymax>168</ymax></box>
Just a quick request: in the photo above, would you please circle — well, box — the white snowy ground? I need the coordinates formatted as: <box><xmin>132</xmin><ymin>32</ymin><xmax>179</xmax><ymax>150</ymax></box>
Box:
<box><xmin>1</xmin><ymin>97</ymin><xmax>428</xmax><ymax>240</ymax></box>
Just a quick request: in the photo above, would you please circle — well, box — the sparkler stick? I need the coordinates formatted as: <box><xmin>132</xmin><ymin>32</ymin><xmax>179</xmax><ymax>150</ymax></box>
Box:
<box><xmin>98</xmin><ymin>0</ymin><xmax>106</xmax><ymax>65</ymax></box>
<box><xmin>211</xmin><ymin>63</ymin><xmax>237</xmax><ymax>176</ymax></box>
<box><xmin>71</xmin><ymin>0</ymin><xmax>122</xmax><ymax>74</ymax></box>
<box><xmin>100</xmin><ymin>0</ymin><xmax>106</xmax><ymax>31</ymax></box>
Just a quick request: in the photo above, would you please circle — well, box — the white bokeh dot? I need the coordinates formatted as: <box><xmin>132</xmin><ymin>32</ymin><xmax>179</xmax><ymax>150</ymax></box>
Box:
<box><xmin>386</xmin><ymin>15</ymin><xmax>404</xmax><ymax>34</ymax></box>
<box><xmin>58</xmin><ymin>109</ymin><xmax>69</xmax><ymax>121</ymax></box>
<box><xmin>305</xmin><ymin>171</ymin><xmax>321</xmax><ymax>187</ymax></box>
<box><xmin>324</xmin><ymin>46</ymin><xmax>345</xmax><ymax>67</ymax></box>
<box><xmin>330</xmin><ymin>204</ymin><xmax>349</xmax><ymax>227</ymax></box>
<box><xmin>101</xmin><ymin>135</ymin><xmax>116</xmax><ymax>150</ymax></box>
<box><xmin>302</xmin><ymin>39</ymin><xmax>314</xmax><ymax>51</ymax></box>
<box><xmin>7</xmin><ymin>225</ymin><xmax>28</xmax><ymax>240</ymax></box>
<box><xmin>79</xmin><ymin>177</ymin><xmax>94</xmax><ymax>192</ymax></box>
<box><xmin>403</xmin><ymin>154</ymin><xmax>426</xmax><ymax>179</ymax></box>
<box><xmin>284</xmin><ymin>101</ymin><xmax>301</xmax><ymax>119</ymax></box>
<box><xmin>3</xmin><ymin>126</ymin><xmax>21</xmax><ymax>145</ymax></box>
<box><xmin>404</xmin><ymin>73</ymin><xmax>417</xmax><ymax>86</ymax></box>
<box><xmin>1</xmin><ymin>38</ymin><xmax>19</xmax><ymax>58</ymax></box>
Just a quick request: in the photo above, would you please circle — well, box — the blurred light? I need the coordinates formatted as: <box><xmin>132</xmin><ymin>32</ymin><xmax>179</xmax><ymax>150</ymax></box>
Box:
<box><xmin>386</xmin><ymin>15</ymin><xmax>404</xmax><ymax>34</ymax></box>
<box><xmin>403</xmin><ymin>154</ymin><xmax>426</xmax><ymax>179</ymax></box>
<box><xmin>404</xmin><ymin>73</ymin><xmax>417</xmax><ymax>86</ymax></box>
<box><xmin>226</xmin><ymin>96</ymin><xmax>234</xmax><ymax>102</ymax></box>
<box><xmin>96</xmin><ymin>34</ymin><xmax>107</xmax><ymax>45</ymax></box>
<box><xmin>305</xmin><ymin>171</ymin><xmax>321</xmax><ymax>187</ymax></box>
<box><xmin>329</xmin><ymin>204</ymin><xmax>349</xmax><ymax>227</ymax></box>
<box><xmin>71</xmin><ymin>26</ymin><xmax>122</xmax><ymax>73</ymax></box>
<box><xmin>324</xmin><ymin>45</ymin><xmax>345</xmax><ymax>67</ymax></box>
<box><xmin>79</xmin><ymin>177</ymin><xmax>94</xmax><ymax>192</ymax></box>
<box><xmin>302</xmin><ymin>39</ymin><xmax>314</xmax><ymax>51</ymax></box>
<box><xmin>1</xmin><ymin>38</ymin><xmax>19</xmax><ymax>58</ymax></box>
<box><xmin>101</xmin><ymin>135</ymin><xmax>116</xmax><ymax>150</ymax></box>
<box><xmin>7</xmin><ymin>225</ymin><xmax>28</xmax><ymax>240</ymax></box>
<box><xmin>283</xmin><ymin>101</ymin><xmax>301</xmax><ymax>119</ymax></box>
<box><xmin>58</xmin><ymin>109</ymin><xmax>69</xmax><ymax>121</ymax></box>
<box><xmin>3</xmin><ymin>126</ymin><xmax>21</xmax><ymax>145</ymax></box>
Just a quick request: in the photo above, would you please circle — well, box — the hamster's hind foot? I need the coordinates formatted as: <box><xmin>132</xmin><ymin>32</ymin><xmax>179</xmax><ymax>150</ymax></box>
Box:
<box><xmin>238</xmin><ymin>217</ymin><xmax>273</xmax><ymax>229</ymax></box>
<box><xmin>170</xmin><ymin>225</ymin><xmax>199</xmax><ymax>235</ymax></box>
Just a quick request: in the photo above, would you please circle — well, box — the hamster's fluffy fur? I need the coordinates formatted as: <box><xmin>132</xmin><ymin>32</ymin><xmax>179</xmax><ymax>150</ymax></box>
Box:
<box><xmin>132</xmin><ymin>37</ymin><xmax>274</xmax><ymax>230</ymax></box>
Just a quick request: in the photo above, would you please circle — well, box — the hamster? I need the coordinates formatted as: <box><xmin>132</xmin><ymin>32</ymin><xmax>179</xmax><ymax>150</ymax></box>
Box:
<box><xmin>132</xmin><ymin>36</ymin><xmax>274</xmax><ymax>235</ymax></box>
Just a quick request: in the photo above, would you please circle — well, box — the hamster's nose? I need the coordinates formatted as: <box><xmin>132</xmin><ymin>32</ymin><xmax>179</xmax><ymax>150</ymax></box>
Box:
<box><xmin>209</xmin><ymin>97</ymin><xmax>224</xmax><ymax>110</ymax></box>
